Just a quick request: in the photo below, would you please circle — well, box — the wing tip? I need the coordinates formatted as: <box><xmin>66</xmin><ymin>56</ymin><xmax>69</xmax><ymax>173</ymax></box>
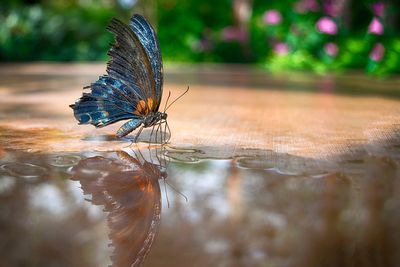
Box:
<box><xmin>106</xmin><ymin>18</ymin><xmax>125</xmax><ymax>33</ymax></box>
<box><xmin>132</xmin><ymin>13</ymin><xmax>146</xmax><ymax>20</ymax></box>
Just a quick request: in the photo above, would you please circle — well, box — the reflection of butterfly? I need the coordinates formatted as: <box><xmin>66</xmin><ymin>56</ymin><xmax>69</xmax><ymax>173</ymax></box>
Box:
<box><xmin>71</xmin><ymin>149</ymin><xmax>166</xmax><ymax>267</ymax></box>
<box><xmin>70</xmin><ymin>14</ymin><xmax>186</xmax><ymax>143</ymax></box>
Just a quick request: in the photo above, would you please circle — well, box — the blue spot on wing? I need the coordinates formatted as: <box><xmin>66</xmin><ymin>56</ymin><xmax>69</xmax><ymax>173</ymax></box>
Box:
<box><xmin>79</xmin><ymin>114</ymin><xmax>91</xmax><ymax>124</ymax></box>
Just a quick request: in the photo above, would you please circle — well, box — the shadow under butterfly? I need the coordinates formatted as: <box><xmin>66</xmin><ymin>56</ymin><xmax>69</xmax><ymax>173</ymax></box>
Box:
<box><xmin>70</xmin><ymin>148</ymin><xmax>167</xmax><ymax>267</ymax></box>
<box><xmin>70</xmin><ymin>14</ymin><xmax>188</xmax><ymax>144</ymax></box>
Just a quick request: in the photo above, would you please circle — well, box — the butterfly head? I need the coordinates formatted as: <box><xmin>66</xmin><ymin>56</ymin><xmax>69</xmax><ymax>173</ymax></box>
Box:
<box><xmin>159</xmin><ymin>112</ymin><xmax>167</xmax><ymax>120</ymax></box>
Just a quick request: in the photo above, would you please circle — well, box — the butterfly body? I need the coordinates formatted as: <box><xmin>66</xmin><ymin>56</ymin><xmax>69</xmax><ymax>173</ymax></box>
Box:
<box><xmin>70</xmin><ymin>14</ymin><xmax>168</xmax><ymax>142</ymax></box>
<box><xmin>116</xmin><ymin>112</ymin><xmax>167</xmax><ymax>138</ymax></box>
<box><xmin>144</xmin><ymin>111</ymin><xmax>167</xmax><ymax>127</ymax></box>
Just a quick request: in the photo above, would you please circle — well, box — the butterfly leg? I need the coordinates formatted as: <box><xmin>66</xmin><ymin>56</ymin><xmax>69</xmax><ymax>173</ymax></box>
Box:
<box><xmin>160</xmin><ymin>122</ymin><xmax>165</xmax><ymax>145</ymax></box>
<box><xmin>155</xmin><ymin>122</ymin><xmax>160</xmax><ymax>144</ymax></box>
<box><xmin>134</xmin><ymin>125</ymin><xmax>144</xmax><ymax>143</ymax></box>
<box><xmin>150</xmin><ymin>124</ymin><xmax>156</xmax><ymax>143</ymax></box>
<box><xmin>159</xmin><ymin>122</ymin><xmax>165</xmax><ymax>145</ymax></box>
<box><xmin>163</xmin><ymin>120</ymin><xmax>167</xmax><ymax>144</ymax></box>
<box><xmin>159</xmin><ymin>121</ymin><xmax>171</xmax><ymax>145</ymax></box>
<box><xmin>165</xmin><ymin>120</ymin><xmax>172</xmax><ymax>143</ymax></box>
<box><xmin>155</xmin><ymin>121</ymin><xmax>163</xmax><ymax>144</ymax></box>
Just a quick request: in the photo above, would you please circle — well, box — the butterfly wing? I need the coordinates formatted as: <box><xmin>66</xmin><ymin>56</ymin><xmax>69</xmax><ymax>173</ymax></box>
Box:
<box><xmin>71</xmin><ymin>14</ymin><xmax>160</xmax><ymax>127</ymax></box>
<box><xmin>70</xmin><ymin>76</ymin><xmax>141</xmax><ymax>127</ymax></box>
<box><xmin>106</xmin><ymin>17</ymin><xmax>155</xmax><ymax>107</ymax></box>
<box><xmin>129</xmin><ymin>14</ymin><xmax>163</xmax><ymax>111</ymax></box>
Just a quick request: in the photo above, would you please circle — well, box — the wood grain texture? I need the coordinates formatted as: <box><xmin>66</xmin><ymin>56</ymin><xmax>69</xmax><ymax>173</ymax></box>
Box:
<box><xmin>0</xmin><ymin>63</ymin><xmax>399</xmax><ymax>160</ymax></box>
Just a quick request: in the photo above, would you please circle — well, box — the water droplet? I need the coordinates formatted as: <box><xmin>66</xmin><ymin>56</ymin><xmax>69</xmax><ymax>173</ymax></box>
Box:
<box><xmin>236</xmin><ymin>156</ymin><xmax>275</xmax><ymax>170</ymax></box>
<box><xmin>272</xmin><ymin>167</ymin><xmax>301</xmax><ymax>176</ymax></box>
<box><xmin>49</xmin><ymin>154</ymin><xmax>81</xmax><ymax>167</ymax></box>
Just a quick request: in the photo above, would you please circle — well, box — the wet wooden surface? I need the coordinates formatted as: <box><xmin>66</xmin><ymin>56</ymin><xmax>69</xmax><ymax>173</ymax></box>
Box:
<box><xmin>1</xmin><ymin>64</ymin><xmax>400</xmax><ymax>267</ymax></box>
<box><xmin>0</xmin><ymin>63</ymin><xmax>399</xmax><ymax>159</ymax></box>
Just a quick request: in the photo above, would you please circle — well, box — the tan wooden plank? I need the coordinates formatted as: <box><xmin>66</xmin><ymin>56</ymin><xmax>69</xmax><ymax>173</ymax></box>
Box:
<box><xmin>0</xmin><ymin>63</ymin><xmax>399</xmax><ymax>160</ymax></box>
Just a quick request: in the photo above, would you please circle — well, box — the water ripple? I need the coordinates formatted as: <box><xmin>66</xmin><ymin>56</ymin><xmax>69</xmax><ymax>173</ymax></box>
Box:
<box><xmin>1</xmin><ymin>162</ymin><xmax>47</xmax><ymax>178</ymax></box>
<box><xmin>49</xmin><ymin>154</ymin><xmax>81</xmax><ymax>167</ymax></box>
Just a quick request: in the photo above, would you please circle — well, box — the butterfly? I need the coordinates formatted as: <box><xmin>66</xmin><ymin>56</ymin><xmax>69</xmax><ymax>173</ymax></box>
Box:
<box><xmin>71</xmin><ymin>148</ymin><xmax>166</xmax><ymax>267</ymax></box>
<box><xmin>70</xmin><ymin>14</ymin><xmax>187</xmax><ymax>143</ymax></box>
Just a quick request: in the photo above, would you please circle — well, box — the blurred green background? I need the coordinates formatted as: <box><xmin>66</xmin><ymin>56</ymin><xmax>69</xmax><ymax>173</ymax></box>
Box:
<box><xmin>1</xmin><ymin>0</ymin><xmax>399</xmax><ymax>76</ymax></box>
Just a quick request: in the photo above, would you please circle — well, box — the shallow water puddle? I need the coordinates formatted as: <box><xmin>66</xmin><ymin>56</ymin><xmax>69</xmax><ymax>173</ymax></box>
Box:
<box><xmin>1</xmin><ymin>64</ymin><xmax>400</xmax><ymax>266</ymax></box>
<box><xmin>0</xmin><ymin>145</ymin><xmax>399</xmax><ymax>267</ymax></box>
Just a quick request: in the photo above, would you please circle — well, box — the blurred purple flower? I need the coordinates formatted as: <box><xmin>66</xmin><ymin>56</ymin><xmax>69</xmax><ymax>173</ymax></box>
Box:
<box><xmin>368</xmin><ymin>17</ymin><xmax>384</xmax><ymax>35</ymax></box>
<box><xmin>323</xmin><ymin>2</ymin><xmax>335</xmax><ymax>17</ymax></box>
<box><xmin>372</xmin><ymin>2</ymin><xmax>385</xmax><ymax>17</ymax></box>
<box><xmin>316</xmin><ymin>17</ymin><xmax>338</xmax><ymax>35</ymax></box>
<box><xmin>222</xmin><ymin>27</ymin><xmax>236</xmax><ymax>40</ymax></box>
<box><xmin>323</xmin><ymin>0</ymin><xmax>341</xmax><ymax>17</ymax></box>
<box><xmin>295</xmin><ymin>0</ymin><xmax>319</xmax><ymax>13</ymax></box>
<box><xmin>263</xmin><ymin>10</ymin><xmax>282</xmax><ymax>25</ymax></box>
<box><xmin>324</xmin><ymin>42</ymin><xmax>339</xmax><ymax>57</ymax></box>
<box><xmin>369</xmin><ymin>43</ymin><xmax>385</xmax><ymax>62</ymax></box>
<box><xmin>221</xmin><ymin>26</ymin><xmax>248</xmax><ymax>43</ymax></box>
<box><xmin>274</xmin><ymin>42</ymin><xmax>289</xmax><ymax>55</ymax></box>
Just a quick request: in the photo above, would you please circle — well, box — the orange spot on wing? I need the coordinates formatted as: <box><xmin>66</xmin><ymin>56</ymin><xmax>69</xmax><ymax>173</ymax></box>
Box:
<box><xmin>147</xmin><ymin>97</ymin><xmax>154</xmax><ymax>111</ymax></box>
<box><xmin>138</xmin><ymin>100</ymin><xmax>146</xmax><ymax>112</ymax></box>
<box><xmin>134</xmin><ymin>100</ymin><xmax>147</xmax><ymax>115</ymax></box>
<box><xmin>134</xmin><ymin>98</ymin><xmax>154</xmax><ymax>115</ymax></box>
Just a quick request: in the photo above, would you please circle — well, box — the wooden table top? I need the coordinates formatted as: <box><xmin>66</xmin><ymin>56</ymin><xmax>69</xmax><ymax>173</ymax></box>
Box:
<box><xmin>0</xmin><ymin>63</ymin><xmax>399</xmax><ymax>161</ymax></box>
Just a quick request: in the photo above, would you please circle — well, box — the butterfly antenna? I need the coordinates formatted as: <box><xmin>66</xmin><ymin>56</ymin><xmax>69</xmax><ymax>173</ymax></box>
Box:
<box><xmin>163</xmin><ymin>91</ymin><xmax>172</xmax><ymax>113</ymax></box>
<box><xmin>165</xmin><ymin>86</ymin><xmax>189</xmax><ymax>112</ymax></box>
<box><xmin>166</xmin><ymin>180</ymin><xmax>188</xmax><ymax>202</ymax></box>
